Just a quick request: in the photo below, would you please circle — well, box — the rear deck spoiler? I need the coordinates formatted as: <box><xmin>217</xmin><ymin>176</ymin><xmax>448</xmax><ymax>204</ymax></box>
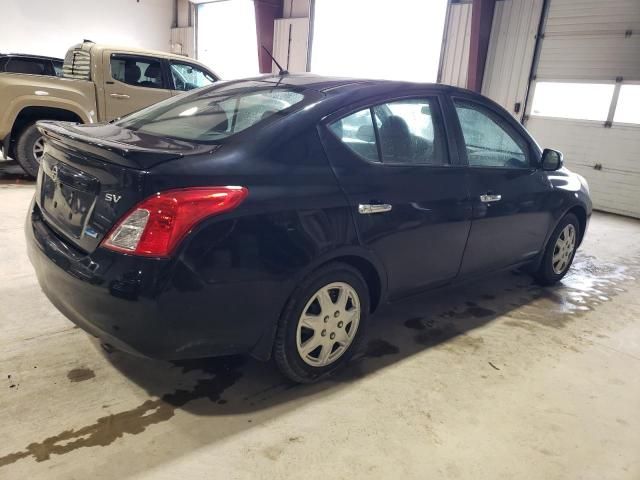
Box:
<box><xmin>36</xmin><ymin>121</ymin><xmax>193</xmax><ymax>170</ymax></box>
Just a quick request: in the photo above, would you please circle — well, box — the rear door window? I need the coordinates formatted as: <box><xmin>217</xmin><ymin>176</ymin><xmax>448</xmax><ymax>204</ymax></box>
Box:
<box><xmin>329</xmin><ymin>109</ymin><xmax>380</xmax><ymax>163</ymax></box>
<box><xmin>328</xmin><ymin>97</ymin><xmax>448</xmax><ymax>165</ymax></box>
<box><xmin>374</xmin><ymin>99</ymin><xmax>446</xmax><ymax>165</ymax></box>
<box><xmin>110</xmin><ymin>55</ymin><xmax>167</xmax><ymax>89</ymax></box>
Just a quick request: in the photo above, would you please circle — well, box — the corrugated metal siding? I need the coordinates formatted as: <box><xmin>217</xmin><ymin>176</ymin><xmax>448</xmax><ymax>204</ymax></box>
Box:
<box><xmin>170</xmin><ymin>27</ymin><xmax>195</xmax><ymax>58</ymax></box>
<box><xmin>536</xmin><ymin>0</ymin><xmax>640</xmax><ymax>81</ymax></box>
<box><xmin>273</xmin><ymin>18</ymin><xmax>309</xmax><ymax>73</ymax></box>
<box><xmin>528</xmin><ymin>117</ymin><xmax>640</xmax><ymax>218</ymax></box>
<box><xmin>438</xmin><ymin>2</ymin><xmax>472</xmax><ymax>88</ymax></box>
<box><xmin>482</xmin><ymin>0</ymin><xmax>543</xmax><ymax>117</ymax></box>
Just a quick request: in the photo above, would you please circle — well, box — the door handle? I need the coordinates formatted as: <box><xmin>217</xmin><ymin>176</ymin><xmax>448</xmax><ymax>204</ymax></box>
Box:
<box><xmin>358</xmin><ymin>203</ymin><xmax>393</xmax><ymax>214</ymax></box>
<box><xmin>480</xmin><ymin>194</ymin><xmax>502</xmax><ymax>203</ymax></box>
<box><xmin>109</xmin><ymin>93</ymin><xmax>130</xmax><ymax>99</ymax></box>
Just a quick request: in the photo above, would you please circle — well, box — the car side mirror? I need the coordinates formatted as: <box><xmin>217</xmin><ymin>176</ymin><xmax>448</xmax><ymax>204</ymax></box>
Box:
<box><xmin>541</xmin><ymin>148</ymin><xmax>563</xmax><ymax>171</ymax></box>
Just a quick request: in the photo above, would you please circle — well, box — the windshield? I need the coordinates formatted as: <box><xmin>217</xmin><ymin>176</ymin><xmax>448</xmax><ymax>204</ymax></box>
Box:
<box><xmin>116</xmin><ymin>81</ymin><xmax>309</xmax><ymax>142</ymax></box>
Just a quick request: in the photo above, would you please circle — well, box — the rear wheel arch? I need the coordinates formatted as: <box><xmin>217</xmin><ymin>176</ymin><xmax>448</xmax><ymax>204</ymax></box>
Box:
<box><xmin>290</xmin><ymin>252</ymin><xmax>386</xmax><ymax>314</ymax></box>
<box><xmin>249</xmin><ymin>251</ymin><xmax>386</xmax><ymax>362</ymax></box>
<box><xmin>328</xmin><ymin>255</ymin><xmax>383</xmax><ymax>313</ymax></box>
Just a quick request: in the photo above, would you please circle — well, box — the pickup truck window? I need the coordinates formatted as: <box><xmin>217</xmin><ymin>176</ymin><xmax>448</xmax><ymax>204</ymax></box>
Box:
<box><xmin>53</xmin><ymin>60</ymin><xmax>63</xmax><ymax>77</ymax></box>
<box><xmin>170</xmin><ymin>61</ymin><xmax>215</xmax><ymax>91</ymax></box>
<box><xmin>1</xmin><ymin>57</ymin><xmax>52</xmax><ymax>76</ymax></box>
<box><xmin>110</xmin><ymin>55</ymin><xmax>167</xmax><ymax>89</ymax></box>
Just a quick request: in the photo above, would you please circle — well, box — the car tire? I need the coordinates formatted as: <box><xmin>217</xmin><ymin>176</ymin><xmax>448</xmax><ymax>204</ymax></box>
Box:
<box><xmin>274</xmin><ymin>262</ymin><xmax>370</xmax><ymax>383</ymax></box>
<box><xmin>15</xmin><ymin>123</ymin><xmax>45</xmax><ymax>178</ymax></box>
<box><xmin>533</xmin><ymin>213</ymin><xmax>580</xmax><ymax>286</ymax></box>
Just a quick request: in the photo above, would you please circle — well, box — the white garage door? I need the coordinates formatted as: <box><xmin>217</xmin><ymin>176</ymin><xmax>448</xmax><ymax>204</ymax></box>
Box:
<box><xmin>525</xmin><ymin>0</ymin><xmax>640</xmax><ymax>218</ymax></box>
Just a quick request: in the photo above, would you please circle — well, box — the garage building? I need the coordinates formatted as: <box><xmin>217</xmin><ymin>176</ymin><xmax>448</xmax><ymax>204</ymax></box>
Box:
<box><xmin>0</xmin><ymin>1</ymin><xmax>639</xmax><ymax>479</ymax></box>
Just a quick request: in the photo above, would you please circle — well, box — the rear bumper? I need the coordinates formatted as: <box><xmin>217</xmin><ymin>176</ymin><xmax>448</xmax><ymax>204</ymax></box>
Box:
<box><xmin>25</xmin><ymin>199</ymin><xmax>281</xmax><ymax>360</ymax></box>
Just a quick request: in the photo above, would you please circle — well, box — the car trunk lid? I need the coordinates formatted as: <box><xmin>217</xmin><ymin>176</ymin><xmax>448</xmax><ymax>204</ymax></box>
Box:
<box><xmin>35</xmin><ymin>121</ymin><xmax>216</xmax><ymax>253</ymax></box>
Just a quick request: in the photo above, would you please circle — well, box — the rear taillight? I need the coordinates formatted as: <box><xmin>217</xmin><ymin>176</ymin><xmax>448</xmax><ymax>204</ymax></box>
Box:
<box><xmin>102</xmin><ymin>186</ymin><xmax>248</xmax><ymax>257</ymax></box>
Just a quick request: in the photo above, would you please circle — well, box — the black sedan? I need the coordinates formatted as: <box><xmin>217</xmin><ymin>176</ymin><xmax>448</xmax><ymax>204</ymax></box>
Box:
<box><xmin>26</xmin><ymin>75</ymin><xmax>592</xmax><ymax>382</ymax></box>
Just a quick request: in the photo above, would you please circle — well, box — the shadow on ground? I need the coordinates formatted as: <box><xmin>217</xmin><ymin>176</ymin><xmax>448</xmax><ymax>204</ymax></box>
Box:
<box><xmin>0</xmin><ymin>160</ymin><xmax>33</xmax><ymax>185</ymax></box>
<box><xmin>0</xmin><ymin>241</ymin><xmax>637</xmax><ymax>469</ymax></box>
<box><xmin>107</xmin><ymin>252</ymin><xmax>635</xmax><ymax>413</ymax></box>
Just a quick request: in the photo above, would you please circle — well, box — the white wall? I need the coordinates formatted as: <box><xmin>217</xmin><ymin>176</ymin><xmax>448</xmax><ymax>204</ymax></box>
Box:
<box><xmin>1</xmin><ymin>0</ymin><xmax>173</xmax><ymax>58</ymax></box>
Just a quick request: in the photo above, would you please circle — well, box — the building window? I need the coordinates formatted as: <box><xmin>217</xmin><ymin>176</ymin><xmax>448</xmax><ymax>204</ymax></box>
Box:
<box><xmin>531</xmin><ymin>82</ymin><xmax>615</xmax><ymax>122</ymax></box>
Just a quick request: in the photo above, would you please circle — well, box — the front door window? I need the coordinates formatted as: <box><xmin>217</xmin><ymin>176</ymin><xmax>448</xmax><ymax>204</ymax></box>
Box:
<box><xmin>170</xmin><ymin>62</ymin><xmax>216</xmax><ymax>91</ymax></box>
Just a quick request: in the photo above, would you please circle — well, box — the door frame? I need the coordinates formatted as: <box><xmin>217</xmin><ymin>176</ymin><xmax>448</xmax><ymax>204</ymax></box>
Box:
<box><xmin>442</xmin><ymin>91</ymin><xmax>543</xmax><ymax>168</ymax></box>
<box><xmin>318</xmin><ymin>87</ymin><xmax>466</xmax><ymax>168</ymax></box>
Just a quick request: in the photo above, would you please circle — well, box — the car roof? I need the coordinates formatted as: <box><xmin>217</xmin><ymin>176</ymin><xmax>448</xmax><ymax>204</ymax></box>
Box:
<box><xmin>0</xmin><ymin>53</ymin><xmax>63</xmax><ymax>62</ymax></box>
<box><xmin>246</xmin><ymin>73</ymin><xmax>474</xmax><ymax>96</ymax></box>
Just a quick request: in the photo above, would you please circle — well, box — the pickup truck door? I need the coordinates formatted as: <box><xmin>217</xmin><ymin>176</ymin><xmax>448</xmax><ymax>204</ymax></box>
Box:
<box><xmin>102</xmin><ymin>52</ymin><xmax>172</xmax><ymax>121</ymax></box>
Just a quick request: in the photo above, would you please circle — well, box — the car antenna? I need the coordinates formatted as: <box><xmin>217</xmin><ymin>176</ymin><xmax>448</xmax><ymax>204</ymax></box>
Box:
<box><xmin>261</xmin><ymin>45</ymin><xmax>288</xmax><ymax>76</ymax></box>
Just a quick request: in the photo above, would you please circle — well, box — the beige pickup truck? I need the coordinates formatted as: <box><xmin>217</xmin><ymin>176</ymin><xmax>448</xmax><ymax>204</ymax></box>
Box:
<box><xmin>0</xmin><ymin>40</ymin><xmax>218</xmax><ymax>176</ymax></box>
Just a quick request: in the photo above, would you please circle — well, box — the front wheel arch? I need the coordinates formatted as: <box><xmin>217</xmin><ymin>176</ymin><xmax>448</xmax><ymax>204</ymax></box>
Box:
<box><xmin>566</xmin><ymin>205</ymin><xmax>587</xmax><ymax>247</ymax></box>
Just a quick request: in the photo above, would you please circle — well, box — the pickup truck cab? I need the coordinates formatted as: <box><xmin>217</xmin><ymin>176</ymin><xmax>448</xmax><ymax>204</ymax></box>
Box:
<box><xmin>0</xmin><ymin>40</ymin><xmax>219</xmax><ymax>176</ymax></box>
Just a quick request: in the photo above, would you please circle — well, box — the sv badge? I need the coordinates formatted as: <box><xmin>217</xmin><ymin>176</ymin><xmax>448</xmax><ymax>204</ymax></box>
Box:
<box><xmin>105</xmin><ymin>193</ymin><xmax>122</xmax><ymax>203</ymax></box>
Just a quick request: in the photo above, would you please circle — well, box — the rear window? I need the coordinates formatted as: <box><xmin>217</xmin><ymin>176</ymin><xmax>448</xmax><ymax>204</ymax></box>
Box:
<box><xmin>2</xmin><ymin>57</ymin><xmax>49</xmax><ymax>75</ymax></box>
<box><xmin>116</xmin><ymin>81</ymin><xmax>310</xmax><ymax>142</ymax></box>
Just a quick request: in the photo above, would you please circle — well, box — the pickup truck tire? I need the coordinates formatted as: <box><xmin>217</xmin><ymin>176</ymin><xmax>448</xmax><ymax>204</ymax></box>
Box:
<box><xmin>15</xmin><ymin>123</ymin><xmax>45</xmax><ymax>178</ymax></box>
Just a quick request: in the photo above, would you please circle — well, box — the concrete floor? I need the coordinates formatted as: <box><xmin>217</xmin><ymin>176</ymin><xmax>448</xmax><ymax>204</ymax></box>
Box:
<box><xmin>1</xmin><ymin>163</ymin><xmax>639</xmax><ymax>479</ymax></box>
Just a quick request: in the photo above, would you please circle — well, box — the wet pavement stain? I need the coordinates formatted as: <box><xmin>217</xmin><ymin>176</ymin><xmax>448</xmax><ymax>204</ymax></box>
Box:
<box><xmin>67</xmin><ymin>368</ymin><xmax>95</xmax><ymax>383</ymax></box>
<box><xmin>440</xmin><ymin>302</ymin><xmax>496</xmax><ymax>320</ymax></box>
<box><xmin>506</xmin><ymin>255</ymin><xmax>638</xmax><ymax>329</ymax></box>
<box><xmin>0</xmin><ymin>357</ymin><xmax>245</xmax><ymax>467</ymax></box>
<box><xmin>413</xmin><ymin>323</ymin><xmax>484</xmax><ymax>352</ymax></box>
<box><xmin>365</xmin><ymin>339</ymin><xmax>400</xmax><ymax>357</ymax></box>
<box><xmin>414</xmin><ymin>323</ymin><xmax>461</xmax><ymax>347</ymax></box>
<box><xmin>404</xmin><ymin>317</ymin><xmax>427</xmax><ymax>330</ymax></box>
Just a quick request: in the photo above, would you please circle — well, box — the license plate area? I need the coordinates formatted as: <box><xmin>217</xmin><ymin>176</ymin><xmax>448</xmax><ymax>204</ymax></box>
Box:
<box><xmin>40</xmin><ymin>155</ymin><xmax>100</xmax><ymax>241</ymax></box>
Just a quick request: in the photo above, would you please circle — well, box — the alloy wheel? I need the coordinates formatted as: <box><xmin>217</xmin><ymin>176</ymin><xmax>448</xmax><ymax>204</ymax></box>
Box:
<box><xmin>552</xmin><ymin>224</ymin><xmax>576</xmax><ymax>274</ymax></box>
<box><xmin>296</xmin><ymin>282</ymin><xmax>361</xmax><ymax>367</ymax></box>
<box><xmin>32</xmin><ymin>136</ymin><xmax>45</xmax><ymax>162</ymax></box>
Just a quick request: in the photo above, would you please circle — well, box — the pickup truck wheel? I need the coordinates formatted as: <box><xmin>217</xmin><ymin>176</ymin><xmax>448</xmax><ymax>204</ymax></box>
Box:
<box><xmin>15</xmin><ymin>123</ymin><xmax>44</xmax><ymax>178</ymax></box>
